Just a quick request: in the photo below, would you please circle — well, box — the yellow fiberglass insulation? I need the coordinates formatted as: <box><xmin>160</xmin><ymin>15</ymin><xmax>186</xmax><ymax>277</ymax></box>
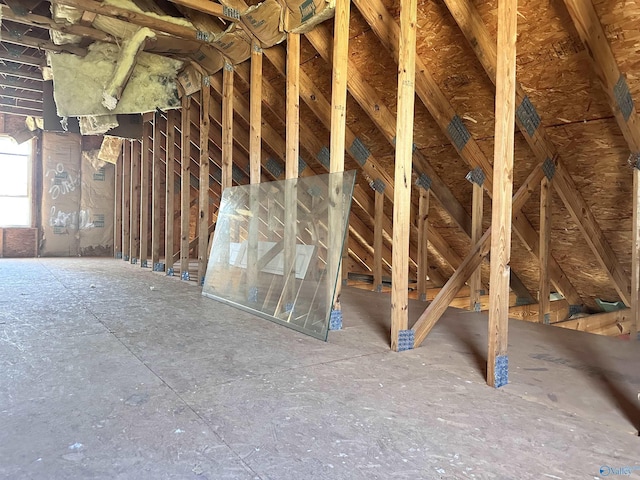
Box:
<box><xmin>49</xmin><ymin>42</ymin><xmax>183</xmax><ymax>117</ymax></box>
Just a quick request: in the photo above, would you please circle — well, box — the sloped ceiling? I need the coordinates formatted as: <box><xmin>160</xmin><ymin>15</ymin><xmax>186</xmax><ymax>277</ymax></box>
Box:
<box><xmin>1</xmin><ymin>0</ymin><xmax>639</xmax><ymax>311</ymax></box>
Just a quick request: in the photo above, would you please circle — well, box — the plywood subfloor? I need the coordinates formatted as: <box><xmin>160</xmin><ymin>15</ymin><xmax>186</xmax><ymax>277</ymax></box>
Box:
<box><xmin>1</xmin><ymin>258</ymin><xmax>639</xmax><ymax>479</ymax></box>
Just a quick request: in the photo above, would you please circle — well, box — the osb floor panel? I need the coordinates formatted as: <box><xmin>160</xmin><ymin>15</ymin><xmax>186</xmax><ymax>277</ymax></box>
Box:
<box><xmin>1</xmin><ymin>258</ymin><xmax>639</xmax><ymax>480</ymax></box>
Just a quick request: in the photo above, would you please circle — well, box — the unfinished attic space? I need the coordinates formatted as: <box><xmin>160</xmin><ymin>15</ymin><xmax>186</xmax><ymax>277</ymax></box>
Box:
<box><xmin>2</xmin><ymin>0</ymin><xmax>640</xmax><ymax>477</ymax></box>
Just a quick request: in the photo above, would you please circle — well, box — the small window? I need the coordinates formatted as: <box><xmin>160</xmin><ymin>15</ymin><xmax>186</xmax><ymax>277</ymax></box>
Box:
<box><xmin>0</xmin><ymin>136</ymin><xmax>32</xmax><ymax>227</ymax></box>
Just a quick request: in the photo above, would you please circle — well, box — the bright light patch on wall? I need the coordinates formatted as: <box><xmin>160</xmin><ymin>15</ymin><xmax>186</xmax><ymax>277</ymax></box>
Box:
<box><xmin>0</xmin><ymin>136</ymin><xmax>32</xmax><ymax>227</ymax></box>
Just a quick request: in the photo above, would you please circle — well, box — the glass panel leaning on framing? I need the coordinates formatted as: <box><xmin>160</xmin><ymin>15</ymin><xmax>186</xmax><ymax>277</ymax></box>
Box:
<box><xmin>202</xmin><ymin>171</ymin><xmax>356</xmax><ymax>340</ymax></box>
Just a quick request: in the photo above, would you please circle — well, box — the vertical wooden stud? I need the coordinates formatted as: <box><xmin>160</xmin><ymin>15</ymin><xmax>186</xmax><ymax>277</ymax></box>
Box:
<box><xmin>632</xmin><ymin>169</ymin><xmax>640</xmax><ymax>339</ymax></box>
<box><xmin>151</xmin><ymin>111</ymin><xmax>162</xmax><ymax>269</ymax></box>
<box><xmin>248</xmin><ymin>40</ymin><xmax>263</xmax><ymax>304</ymax></box>
<box><xmin>469</xmin><ymin>182</ymin><xmax>483</xmax><ymax>310</ymax></box>
<box><xmin>122</xmin><ymin>140</ymin><xmax>131</xmax><ymax>260</ymax></box>
<box><xmin>539</xmin><ymin>176</ymin><xmax>552</xmax><ymax>324</ymax></box>
<box><xmin>284</xmin><ymin>30</ymin><xmax>300</xmax><ymax>312</ymax></box>
<box><xmin>487</xmin><ymin>0</ymin><xmax>517</xmax><ymax>388</ymax></box>
<box><xmin>327</xmin><ymin>0</ymin><xmax>351</xmax><ymax>328</ymax></box>
<box><xmin>250</xmin><ymin>41</ymin><xmax>262</xmax><ymax>185</ymax></box>
<box><xmin>130</xmin><ymin>140</ymin><xmax>141</xmax><ymax>262</ymax></box>
<box><xmin>180</xmin><ymin>95</ymin><xmax>192</xmax><ymax>278</ymax></box>
<box><xmin>165</xmin><ymin>110</ymin><xmax>178</xmax><ymax>273</ymax></box>
<box><xmin>391</xmin><ymin>0</ymin><xmax>418</xmax><ymax>351</ymax></box>
<box><xmin>198</xmin><ymin>82</ymin><xmax>211</xmax><ymax>285</ymax></box>
<box><xmin>222</xmin><ymin>62</ymin><xmax>234</xmax><ymax>191</ymax></box>
<box><xmin>114</xmin><ymin>145</ymin><xmax>123</xmax><ymax>258</ymax></box>
<box><xmin>140</xmin><ymin>120</ymin><xmax>151</xmax><ymax>267</ymax></box>
<box><xmin>373</xmin><ymin>189</ymin><xmax>384</xmax><ymax>292</ymax></box>
<box><xmin>417</xmin><ymin>188</ymin><xmax>430</xmax><ymax>301</ymax></box>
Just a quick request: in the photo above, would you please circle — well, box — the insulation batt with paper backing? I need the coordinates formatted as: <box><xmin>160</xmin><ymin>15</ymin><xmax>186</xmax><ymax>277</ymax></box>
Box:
<box><xmin>49</xmin><ymin>42</ymin><xmax>183</xmax><ymax>117</ymax></box>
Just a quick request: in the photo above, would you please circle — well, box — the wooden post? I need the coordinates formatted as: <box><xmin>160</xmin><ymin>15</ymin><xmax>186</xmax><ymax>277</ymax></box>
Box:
<box><xmin>391</xmin><ymin>0</ymin><xmax>418</xmax><ymax>351</ymax></box>
<box><xmin>250</xmin><ymin>41</ymin><xmax>262</xmax><ymax>185</ymax></box>
<box><xmin>198</xmin><ymin>82</ymin><xmax>211</xmax><ymax>285</ymax></box>
<box><xmin>562</xmin><ymin>0</ymin><xmax>640</xmax><ymax>334</ymax></box>
<box><xmin>130</xmin><ymin>140</ymin><xmax>141</xmax><ymax>262</ymax></box>
<box><xmin>487</xmin><ymin>0</ymin><xmax>517</xmax><ymax>388</ymax></box>
<box><xmin>180</xmin><ymin>95</ymin><xmax>192</xmax><ymax>279</ymax></box>
<box><xmin>122</xmin><ymin>140</ymin><xmax>131</xmax><ymax>260</ymax></box>
<box><xmin>539</xmin><ymin>176</ymin><xmax>552</xmax><ymax>324</ymax></box>
<box><xmin>248</xmin><ymin>40</ymin><xmax>263</xmax><ymax>304</ymax></box>
<box><xmin>114</xmin><ymin>145</ymin><xmax>123</xmax><ymax>258</ymax></box>
<box><xmin>469</xmin><ymin>172</ymin><xmax>484</xmax><ymax>310</ymax></box>
<box><xmin>417</xmin><ymin>187</ymin><xmax>430</xmax><ymax>301</ymax></box>
<box><xmin>284</xmin><ymin>30</ymin><xmax>300</xmax><ymax>314</ymax></box>
<box><xmin>140</xmin><ymin>120</ymin><xmax>151</xmax><ymax>267</ymax></box>
<box><xmin>151</xmin><ymin>111</ymin><xmax>162</xmax><ymax>270</ymax></box>
<box><xmin>633</xmin><ymin>170</ymin><xmax>640</xmax><ymax>339</ymax></box>
<box><xmin>222</xmin><ymin>62</ymin><xmax>234</xmax><ymax>191</ymax></box>
<box><xmin>165</xmin><ymin>110</ymin><xmax>177</xmax><ymax>273</ymax></box>
<box><xmin>373</xmin><ymin>189</ymin><xmax>384</xmax><ymax>292</ymax></box>
<box><xmin>327</xmin><ymin>0</ymin><xmax>350</xmax><ymax>328</ymax></box>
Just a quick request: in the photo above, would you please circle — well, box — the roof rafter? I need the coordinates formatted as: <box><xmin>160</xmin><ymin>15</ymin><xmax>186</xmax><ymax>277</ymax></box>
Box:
<box><xmin>0</xmin><ymin>50</ymin><xmax>46</xmax><ymax>67</ymax></box>
<box><xmin>442</xmin><ymin>0</ymin><xmax>631</xmax><ymax>306</ymax></box>
<box><xmin>0</xmin><ymin>76</ymin><xmax>43</xmax><ymax>93</ymax></box>
<box><xmin>1</xmin><ymin>32</ymin><xmax>87</xmax><ymax>56</ymax></box>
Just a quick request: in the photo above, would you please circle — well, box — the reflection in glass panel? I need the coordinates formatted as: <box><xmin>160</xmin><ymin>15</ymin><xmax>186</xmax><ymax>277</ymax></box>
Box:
<box><xmin>202</xmin><ymin>171</ymin><xmax>356</xmax><ymax>340</ymax></box>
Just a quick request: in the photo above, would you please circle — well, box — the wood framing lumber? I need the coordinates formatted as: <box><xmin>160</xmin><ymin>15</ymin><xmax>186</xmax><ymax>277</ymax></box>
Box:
<box><xmin>198</xmin><ymin>83</ymin><xmax>211</xmax><ymax>284</ymax></box>
<box><xmin>305</xmin><ymin>23</ymin><xmax>542</xmax><ymax>304</ymax></box>
<box><xmin>553</xmin><ymin>163</ymin><xmax>631</xmax><ymax>304</ymax></box>
<box><xmin>0</xmin><ymin>51</ymin><xmax>45</xmax><ymax>67</ymax></box>
<box><xmin>0</xmin><ymin>106</ymin><xmax>42</xmax><ymax>117</ymax></box>
<box><xmin>328</xmin><ymin>0</ymin><xmax>350</xmax><ymax>319</ymax></box>
<box><xmin>0</xmin><ymin>97</ymin><xmax>42</xmax><ymax>112</ymax></box>
<box><xmin>140</xmin><ymin>121</ymin><xmax>152</xmax><ymax>266</ymax></box>
<box><xmin>554</xmin><ymin>309</ymin><xmax>631</xmax><ymax>336</ymax></box>
<box><xmin>373</xmin><ymin>190</ymin><xmax>384</xmax><ymax>292</ymax></box>
<box><xmin>0</xmin><ymin>77</ymin><xmax>43</xmax><ymax>93</ymax></box>
<box><xmin>414</xmin><ymin>229</ymin><xmax>492</xmax><ymax>347</ymax></box>
<box><xmin>236</xmin><ymin>53</ymin><xmax>455</xmax><ymax>284</ymax></box>
<box><xmin>180</xmin><ymin>95</ymin><xmax>192</xmax><ymax>275</ymax></box>
<box><xmin>509</xmin><ymin>300</ymin><xmax>570</xmax><ymax>324</ymax></box>
<box><xmin>561</xmin><ymin>0</ymin><xmax>640</xmax><ymax>335</ymax></box>
<box><xmin>55</xmin><ymin>0</ymin><xmax>202</xmax><ymax>43</ymax></box>
<box><xmin>166</xmin><ymin>0</ymin><xmax>241</xmax><ymax>23</ymax></box>
<box><xmin>487</xmin><ymin>0</ymin><xmax>518</xmax><ymax>388</ymax></box>
<box><xmin>442</xmin><ymin>0</ymin><xmax>628</xmax><ymax>306</ymax></box>
<box><xmin>412</xmin><ymin>161</ymin><xmax>544</xmax><ymax>348</ymax></box>
<box><xmin>151</xmin><ymin>111</ymin><xmax>163</xmax><ymax>269</ymax></box>
<box><xmin>539</xmin><ymin>177</ymin><xmax>552</xmax><ymax>323</ymax></box>
<box><xmin>130</xmin><ymin>140</ymin><xmax>141</xmax><ymax>261</ymax></box>
<box><xmin>1</xmin><ymin>33</ymin><xmax>86</xmax><ymax>56</ymax></box>
<box><xmin>165</xmin><ymin>110</ymin><xmax>178</xmax><ymax>271</ymax></box>
<box><xmin>285</xmin><ymin>33</ymin><xmax>300</xmax><ymax>180</ymax></box>
<box><xmin>450</xmin><ymin>292</ymin><xmax>518</xmax><ymax>312</ymax></box>
<box><xmin>0</xmin><ymin>66</ymin><xmax>42</xmax><ymax>82</ymax></box>
<box><xmin>114</xmin><ymin>146</ymin><xmax>123</xmax><ymax>257</ymax></box>
<box><xmin>0</xmin><ymin>89</ymin><xmax>42</xmax><ymax>102</ymax></box>
<box><xmin>122</xmin><ymin>141</ymin><xmax>131</xmax><ymax>259</ymax></box>
<box><xmin>391</xmin><ymin>0</ymin><xmax>418</xmax><ymax>350</ymax></box>
<box><xmin>222</xmin><ymin>64</ymin><xmax>234</xmax><ymax>191</ymax></box>
<box><xmin>634</xmin><ymin>172</ymin><xmax>640</xmax><ymax>339</ymax></box>
<box><xmin>284</xmin><ymin>31</ymin><xmax>300</xmax><ymax>310</ymax></box>
<box><xmin>0</xmin><ymin>4</ymin><xmax>115</xmax><ymax>44</ymax></box>
<box><xmin>469</xmin><ymin>182</ymin><xmax>482</xmax><ymax>310</ymax></box>
<box><xmin>249</xmin><ymin>41</ymin><xmax>262</xmax><ymax>185</ymax></box>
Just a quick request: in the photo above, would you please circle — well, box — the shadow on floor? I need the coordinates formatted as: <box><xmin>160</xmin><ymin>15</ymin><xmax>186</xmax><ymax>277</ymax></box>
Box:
<box><xmin>438</xmin><ymin>311</ymin><xmax>488</xmax><ymax>381</ymax></box>
<box><xmin>550</xmin><ymin>332</ymin><xmax>640</xmax><ymax>436</ymax></box>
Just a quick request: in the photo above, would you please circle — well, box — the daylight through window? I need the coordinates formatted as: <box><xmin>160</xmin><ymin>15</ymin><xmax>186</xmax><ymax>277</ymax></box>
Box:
<box><xmin>0</xmin><ymin>136</ymin><xmax>32</xmax><ymax>227</ymax></box>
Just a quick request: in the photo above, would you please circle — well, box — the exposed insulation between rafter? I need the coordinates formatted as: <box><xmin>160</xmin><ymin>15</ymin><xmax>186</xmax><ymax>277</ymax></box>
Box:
<box><xmin>102</xmin><ymin>27</ymin><xmax>156</xmax><ymax>110</ymax></box>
